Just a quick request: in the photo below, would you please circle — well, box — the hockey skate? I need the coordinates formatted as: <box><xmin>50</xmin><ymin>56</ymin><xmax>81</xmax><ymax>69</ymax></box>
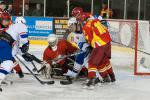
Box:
<box><xmin>83</xmin><ymin>78</ymin><xmax>96</xmax><ymax>89</ymax></box>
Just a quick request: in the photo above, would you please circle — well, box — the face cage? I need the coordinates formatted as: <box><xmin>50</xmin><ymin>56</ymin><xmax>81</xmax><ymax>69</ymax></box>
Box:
<box><xmin>48</xmin><ymin>40</ymin><xmax>57</xmax><ymax>47</ymax></box>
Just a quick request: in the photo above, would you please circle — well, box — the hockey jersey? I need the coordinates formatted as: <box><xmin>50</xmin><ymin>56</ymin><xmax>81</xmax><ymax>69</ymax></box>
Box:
<box><xmin>82</xmin><ymin>19</ymin><xmax>111</xmax><ymax>48</ymax></box>
<box><xmin>6</xmin><ymin>23</ymin><xmax>29</xmax><ymax>56</ymax></box>
<box><xmin>43</xmin><ymin>39</ymin><xmax>77</xmax><ymax>65</ymax></box>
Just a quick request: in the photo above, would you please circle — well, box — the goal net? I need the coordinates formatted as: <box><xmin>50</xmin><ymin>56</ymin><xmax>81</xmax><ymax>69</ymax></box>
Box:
<box><xmin>108</xmin><ymin>19</ymin><xmax>150</xmax><ymax>75</ymax></box>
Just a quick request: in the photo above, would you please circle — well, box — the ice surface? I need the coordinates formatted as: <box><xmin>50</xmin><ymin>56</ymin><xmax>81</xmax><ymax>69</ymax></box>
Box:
<box><xmin>1</xmin><ymin>44</ymin><xmax>150</xmax><ymax>100</ymax></box>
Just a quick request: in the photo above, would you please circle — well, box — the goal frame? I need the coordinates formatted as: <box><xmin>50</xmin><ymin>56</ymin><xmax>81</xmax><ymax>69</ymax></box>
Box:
<box><xmin>107</xmin><ymin>19</ymin><xmax>150</xmax><ymax>75</ymax></box>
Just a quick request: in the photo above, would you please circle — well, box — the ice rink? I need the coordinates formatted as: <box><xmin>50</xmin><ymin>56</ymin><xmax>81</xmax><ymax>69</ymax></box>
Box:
<box><xmin>1</xmin><ymin>44</ymin><xmax>150</xmax><ymax>100</ymax></box>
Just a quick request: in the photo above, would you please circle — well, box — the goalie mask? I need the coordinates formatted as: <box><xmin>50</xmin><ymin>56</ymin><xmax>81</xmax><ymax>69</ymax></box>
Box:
<box><xmin>47</xmin><ymin>34</ymin><xmax>58</xmax><ymax>51</ymax></box>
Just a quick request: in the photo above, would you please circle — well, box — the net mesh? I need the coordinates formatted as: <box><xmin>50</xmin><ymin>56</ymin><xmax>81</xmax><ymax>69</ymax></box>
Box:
<box><xmin>137</xmin><ymin>21</ymin><xmax>150</xmax><ymax>74</ymax></box>
<box><xmin>108</xmin><ymin>19</ymin><xmax>150</xmax><ymax>74</ymax></box>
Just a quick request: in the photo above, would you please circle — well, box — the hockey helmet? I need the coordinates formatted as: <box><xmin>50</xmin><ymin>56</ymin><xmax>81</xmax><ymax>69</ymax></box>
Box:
<box><xmin>68</xmin><ymin>17</ymin><xmax>77</xmax><ymax>26</ymax></box>
<box><xmin>0</xmin><ymin>11</ymin><xmax>11</xmax><ymax>21</ymax></box>
<box><xmin>72</xmin><ymin>7</ymin><xmax>83</xmax><ymax>17</ymax></box>
<box><xmin>15</xmin><ymin>17</ymin><xmax>26</xmax><ymax>24</ymax></box>
<box><xmin>47</xmin><ymin>34</ymin><xmax>58</xmax><ymax>51</ymax></box>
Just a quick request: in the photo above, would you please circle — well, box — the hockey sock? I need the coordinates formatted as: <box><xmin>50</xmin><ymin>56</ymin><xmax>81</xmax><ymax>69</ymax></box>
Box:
<box><xmin>107</xmin><ymin>67</ymin><xmax>116</xmax><ymax>82</ymax></box>
<box><xmin>64</xmin><ymin>70</ymin><xmax>77</xmax><ymax>77</ymax></box>
<box><xmin>13</xmin><ymin>64</ymin><xmax>24</xmax><ymax>78</ymax></box>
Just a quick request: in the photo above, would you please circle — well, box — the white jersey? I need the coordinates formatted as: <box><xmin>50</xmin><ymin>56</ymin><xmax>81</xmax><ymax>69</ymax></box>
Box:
<box><xmin>0</xmin><ymin>22</ymin><xmax>29</xmax><ymax>85</ymax></box>
<box><xmin>6</xmin><ymin>23</ymin><xmax>28</xmax><ymax>56</ymax></box>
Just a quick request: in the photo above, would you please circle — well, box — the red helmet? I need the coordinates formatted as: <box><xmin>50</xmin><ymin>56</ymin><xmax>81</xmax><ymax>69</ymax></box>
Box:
<box><xmin>1</xmin><ymin>11</ymin><xmax>11</xmax><ymax>21</ymax></box>
<box><xmin>72</xmin><ymin>7</ymin><xmax>83</xmax><ymax>17</ymax></box>
<box><xmin>78</xmin><ymin>12</ymin><xmax>91</xmax><ymax>21</ymax></box>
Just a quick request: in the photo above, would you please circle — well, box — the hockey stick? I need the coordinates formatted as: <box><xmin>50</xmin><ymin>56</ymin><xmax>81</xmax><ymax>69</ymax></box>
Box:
<box><xmin>30</xmin><ymin>61</ymin><xmax>46</xmax><ymax>73</ymax></box>
<box><xmin>31</xmin><ymin>61</ymin><xmax>38</xmax><ymax>72</ymax></box>
<box><xmin>37</xmin><ymin>51</ymin><xmax>84</xmax><ymax>74</ymax></box>
<box><xmin>112</xmin><ymin>41</ymin><xmax>150</xmax><ymax>55</ymax></box>
<box><xmin>47</xmin><ymin>51</ymin><xmax>84</xmax><ymax>63</ymax></box>
<box><xmin>15</xmin><ymin>55</ymin><xmax>55</xmax><ymax>85</ymax></box>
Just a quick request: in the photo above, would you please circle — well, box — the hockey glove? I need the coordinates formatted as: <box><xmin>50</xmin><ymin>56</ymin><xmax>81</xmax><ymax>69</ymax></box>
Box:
<box><xmin>20</xmin><ymin>42</ymin><xmax>29</xmax><ymax>53</ymax></box>
<box><xmin>22</xmin><ymin>53</ymin><xmax>34</xmax><ymax>62</ymax></box>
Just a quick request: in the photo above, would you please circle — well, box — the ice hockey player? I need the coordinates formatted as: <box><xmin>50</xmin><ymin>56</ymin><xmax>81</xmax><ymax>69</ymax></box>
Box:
<box><xmin>60</xmin><ymin>17</ymin><xmax>90</xmax><ymax>85</ymax></box>
<box><xmin>0</xmin><ymin>12</ymin><xmax>24</xmax><ymax>78</ymax></box>
<box><xmin>0</xmin><ymin>16</ymin><xmax>29</xmax><ymax>91</ymax></box>
<box><xmin>72</xmin><ymin>7</ymin><xmax>116</xmax><ymax>88</ymax></box>
<box><xmin>42</xmin><ymin>34</ymin><xmax>77</xmax><ymax>82</ymax></box>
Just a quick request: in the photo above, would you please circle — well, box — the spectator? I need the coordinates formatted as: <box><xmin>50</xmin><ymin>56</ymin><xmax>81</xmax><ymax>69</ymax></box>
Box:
<box><xmin>100</xmin><ymin>3</ymin><xmax>113</xmax><ymax>18</ymax></box>
<box><xmin>7</xmin><ymin>4</ymin><xmax>16</xmax><ymax>16</ymax></box>
<box><xmin>32</xmin><ymin>3</ymin><xmax>43</xmax><ymax>16</ymax></box>
<box><xmin>0</xmin><ymin>1</ymin><xmax>7</xmax><ymax>11</ymax></box>
<box><xmin>24</xmin><ymin>4</ymin><xmax>31</xmax><ymax>16</ymax></box>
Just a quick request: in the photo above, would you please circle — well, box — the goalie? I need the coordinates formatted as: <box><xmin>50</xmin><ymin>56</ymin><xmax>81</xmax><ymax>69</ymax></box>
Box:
<box><xmin>41</xmin><ymin>34</ymin><xmax>77</xmax><ymax>81</ymax></box>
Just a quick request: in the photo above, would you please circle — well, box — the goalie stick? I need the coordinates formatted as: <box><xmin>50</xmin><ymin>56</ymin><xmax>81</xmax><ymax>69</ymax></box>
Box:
<box><xmin>47</xmin><ymin>51</ymin><xmax>84</xmax><ymax>63</ymax></box>
<box><xmin>37</xmin><ymin>51</ymin><xmax>84</xmax><ymax>73</ymax></box>
<box><xmin>15</xmin><ymin>55</ymin><xmax>55</xmax><ymax>85</ymax></box>
<box><xmin>31</xmin><ymin>61</ymin><xmax>38</xmax><ymax>72</ymax></box>
<box><xmin>31</xmin><ymin>61</ymin><xmax>47</xmax><ymax>73</ymax></box>
<box><xmin>112</xmin><ymin>41</ymin><xmax>150</xmax><ymax>55</ymax></box>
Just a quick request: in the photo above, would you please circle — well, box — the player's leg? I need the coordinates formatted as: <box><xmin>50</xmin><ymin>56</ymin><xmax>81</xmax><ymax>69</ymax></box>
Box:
<box><xmin>64</xmin><ymin>52</ymin><xmax>86</xmax><ymax>77</ymax></box>
<box><xmin>61</xmin><ymin>53</ymin><xmax>86</xmax><ymax>85</ymax></box>
<box><xmin>105</xmin><ymin>43</ymin><xmax>116</xmax><ymax>82</ymax></box>
<box><xmin>13</xmin><ymin>61</ymin><xmax>24</xmax><ymax>78</ymax></box>
<box><xmin>86</xmin><ymin>47</ymin><xmax>104</xmax><ymax>87</ymax></box>
<box><xmin>98</xmin><ymin>63</ymin><xmax>111</xmax><ymax>83</ymax></box>
<box><xmin>12</xmin><ymin>43</ymin><xmax>24</xmax><ymax>78</ymax></box>
<box><xmin>0</xmin><ymin>60</ymin><xmax>14</xmax><ymax>84</ymax></box>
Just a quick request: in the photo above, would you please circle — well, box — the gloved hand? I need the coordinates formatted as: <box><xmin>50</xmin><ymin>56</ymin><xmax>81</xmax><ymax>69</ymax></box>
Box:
<box><xmin>22</xmin><ymin>53</ymin><xmax>34</xmax><ymax>62</ymax></box>
<box><xmin>20</xmin><ymin>42</ymin><xmax>29</xmax><ymax>53</ymax></box>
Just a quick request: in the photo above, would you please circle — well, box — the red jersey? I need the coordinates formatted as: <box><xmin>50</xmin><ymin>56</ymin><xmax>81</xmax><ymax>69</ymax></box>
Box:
<box><xmin>82</xmin><ymin>19</ymin><xmax>111</xmax><ymax>48</ymax></box>
<box><xmin>43</xmin><ymin>39</ymin><xmax>77</xmax><ymax>65</ymax></box>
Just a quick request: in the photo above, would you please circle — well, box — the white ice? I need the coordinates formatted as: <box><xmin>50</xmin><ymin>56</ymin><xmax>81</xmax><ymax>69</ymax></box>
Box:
<box><xmin>1</xmin><ymin>44</ymin><xmax>150</xmax><ymax>100</ymax></box>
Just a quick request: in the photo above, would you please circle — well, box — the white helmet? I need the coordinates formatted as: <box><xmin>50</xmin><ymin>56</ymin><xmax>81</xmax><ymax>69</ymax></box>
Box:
<box><xmin>68</xmin><ymin>17</ymin><xmax>77</xmax><ymax>26</ymax></box>
<box><xmin>47</xmin><ymin>34</ymin><xmax>58</xmax><ymax>51</ymax></box>
<box><xmin>15</xmin><ymin>17</ymin><xmax>26</xmax><ymax>24</ymax></box>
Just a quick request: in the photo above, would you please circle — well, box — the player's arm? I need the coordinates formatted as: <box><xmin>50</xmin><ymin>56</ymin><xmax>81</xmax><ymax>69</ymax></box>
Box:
<box><xmin>43</xmin><ymin>47</ymin><xmax>52</xmax><ymax>65</ymax></box>
<box><xmin>66</xmin><ymin>40</ymin><xmax>78</xmax><ymax>54</ymax></box>
<box><xmin>0</xmin><ymin>31</ymin><xmax>15</xmax><ymax>46</ymax></box>
<box><xmin>19</xmin><ymin>32</ymin><xmax>29</xmax><ymax>53</ymax></box>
